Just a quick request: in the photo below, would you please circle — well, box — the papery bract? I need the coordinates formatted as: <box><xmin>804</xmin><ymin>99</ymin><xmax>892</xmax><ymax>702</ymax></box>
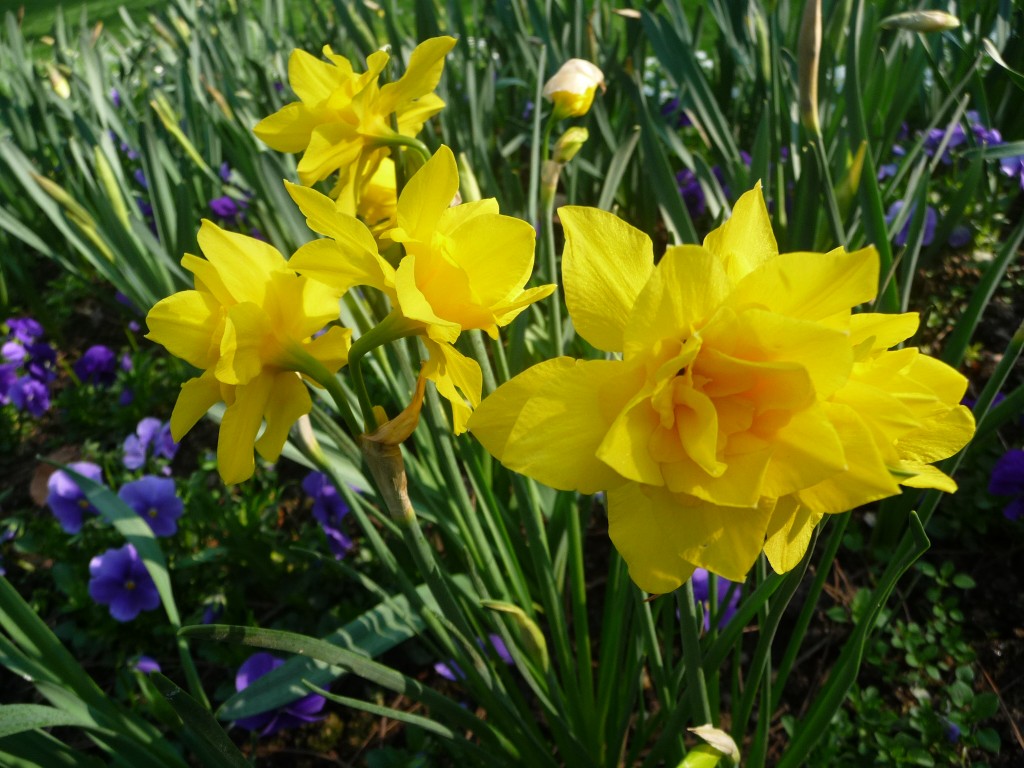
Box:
<box><xmin>146</xmin><ymin>220</ymin><xmax>352</xmax><ymax>484</ymax></box>
<box><xmin>470</xmin><ymin>185</ymin><xmax>974</xmax><ymax>593</ymax></box>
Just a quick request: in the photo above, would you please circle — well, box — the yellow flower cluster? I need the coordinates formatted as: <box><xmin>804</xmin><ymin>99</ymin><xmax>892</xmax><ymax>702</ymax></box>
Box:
<box><xmin>469</xmin><ymin>186</ymin><xmax>974</xmax><ymax>592</ymax></box>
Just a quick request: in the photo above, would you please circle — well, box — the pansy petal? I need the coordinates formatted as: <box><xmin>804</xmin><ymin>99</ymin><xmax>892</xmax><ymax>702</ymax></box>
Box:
<box><xmin>560</xmin><ymin>206</ymin><xmax>654</xmax><ymax>353</ymax></box>
<box><xmin>470</xmin><ymin>357</ymin><xmax>643</xmax><ymax>493</ymax></box>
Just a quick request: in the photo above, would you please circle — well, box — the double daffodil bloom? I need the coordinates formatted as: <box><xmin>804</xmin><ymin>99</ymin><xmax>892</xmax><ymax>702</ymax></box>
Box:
<box><xmin>146</xmin><ymin>222</ymin><xmax>351</xmax><ymax>485</ymax></box>
<box><xmin>469</xmin><ymin>186</ymin><xmax>974</xmax><ymax>593</ymax></box>
<box><xmin>543</xmin><ymin>58</ymin><xmax>605</xmax><ymax>119</ymax></box>
<box><xmin>254</xmin><ymin>37</ymin><xmax>455</xmax><ymax>188</ymax></box>
<box><xmin>287</xmin><ymin>145</ymin><xmax>555</xmax><ymax>432</ymax></box>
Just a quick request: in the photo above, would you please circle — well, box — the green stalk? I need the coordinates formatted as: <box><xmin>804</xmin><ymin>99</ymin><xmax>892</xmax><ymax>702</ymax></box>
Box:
<box><xmin>678</xmin><ymin>580</ymin><xmax>713</xmax><ymax>725</ymax></box>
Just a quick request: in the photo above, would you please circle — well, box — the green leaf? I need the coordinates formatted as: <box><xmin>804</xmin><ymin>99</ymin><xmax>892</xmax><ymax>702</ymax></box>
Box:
<box><xmin>0</xmin><ymin>730</ymin><xmax>106</xmax><ymax>768</ymax></box>
<box><xmin>149</xmin><ymin>675</ymin><xmax>249</xmax><ymax>768</ymax></box>
<box><xmin>0</xmin><ymin>705</ymin><xmax>99</xmax><ymax>739</ymax></box>
<box><xmin>218</xmin><ymin>576</ymin><xmax>467</xmax><ymax>719</ymax></box>
<box><xmin>975</xmin><ymin>727</ymin><xmax>1001</xmax><ymax>753</ymax></box>
<box><xmin>952</xmin><ymin>573</ymin><xmax>976</xmax><ymax>590</ymax></box>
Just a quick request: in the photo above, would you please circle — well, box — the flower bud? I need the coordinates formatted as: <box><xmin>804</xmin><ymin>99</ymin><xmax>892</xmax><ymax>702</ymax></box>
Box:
<box><xmin>543</xmin><ymin>58</ymin><xmax>605</xmax><ymax>119</ymax></box>
<box><xmin>880</xmin><ymin>11</ymin><xmax>960</xmax><ymax>32</ymax></box>
<box><xmin>798</xmin><ymin>0</ymin><xmax>822</xmax><ymax>135</ymax></box>
<box><xmin>553</xmin><ymin>127</ymin><xmax>589</xmax><ymax>164</ymax></box>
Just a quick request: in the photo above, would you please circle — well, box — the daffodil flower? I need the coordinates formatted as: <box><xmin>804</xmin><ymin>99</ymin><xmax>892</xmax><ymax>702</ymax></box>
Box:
<box><xmin>254</xmin><ymin>36</ymin><xmax>456</xmax><ymax>188</ymax></box>
<box><xmin>287</xmin><ymin>145</ymin><xmax>555</xmax><ymax>433</ymax></box>
<box><xmin>146</xmin><ymin>221</ymin><xmax>351</xmax><ymax>484</ymax></box>
<box><xmin>469</xmin><ymin>185</ymin><xmax>974</xmax><ymax>593</ymax></box>
<box><xmin>543</xmin><ymin>58</ymin><xmax>605</xmax><ymax>120</ymax></box>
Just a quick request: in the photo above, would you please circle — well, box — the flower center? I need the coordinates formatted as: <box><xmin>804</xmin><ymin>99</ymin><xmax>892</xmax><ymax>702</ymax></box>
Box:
<box><xmin>124</xmin><ymin>580</ymin><xmax>136</xmax><ymax>591</ymax></box>
<box><xmin>148</xmin><ymin>507</ymin><xmax>159</xmax><ymax>518</ymax></box>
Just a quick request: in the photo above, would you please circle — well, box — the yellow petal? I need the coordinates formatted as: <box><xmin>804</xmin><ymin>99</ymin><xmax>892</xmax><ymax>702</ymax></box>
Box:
<box><xmin>894</xmin><ymin>404</ymin><xmax>974</xmax><ymax>464</ymax></box>
<box><xmin>444</xmin><ymin>213</ymin><xmax>537</xmax><ymax>306</ymax></box>
<box><xmin>394</xmin><ymin>254</ymin><xmax>462</xmax><ymax>342</ymax></box>
<box><xmin>595</xmin><ymin>398</ymin><xmax>665</xmax><ymax>486</ymax></box>
<box><xmin>623</xmin><ymin>245</ymin><xmax>731</xmax><ymax>358</ymax></box>
<box><xmin>728</xmin><ymin>246</ymin><xmax>878</xmax><ymax>321</ymax></box>
<box><xmin>304</xmin><ymin>325</ymin><xmax>352</xmax><ymax>375</ymax></box>
<box><xmin>894</xmin><ymin>463</ymin><xmax>958</xmax><ymax>492</ymax></box>
<box><xmin>609</xmin><ymin>483</ymin><xmax>771</xmax><ymax>588</ymax></box>
<box><xmin>395</xmin><ymin>145</ymin><xmax>459</xmax><ymax>245</ymax></box>
<box><xmin>849</xmin><ymin>312</ymin><xmax>919</xmax><ymax>355</ymax></box>
<box><xmin>169</xmin><ymin>371</ymin><xmax>223</xmax><ymax>441</ymax></box>
<box><xmin>560</xmin><ymin>205</ymin><xmax>653</xmax><ymax>353</ymax></box>
<box><xmin>758</xmin><ymin>403</ymin><xmax>847</xmax><ymax>498</ymax></box>
<box><xmin>254</xmin><ymin>371</ymin><xmax>312</xmax><ymax>462</ymax></box>
<box><xmin>289</xmin><ymin>239</ymin><xmax>394</xmax><ymax>296</ymax></box>
<box><xmin>763</xmin><ymin>497</ymin><xmax>823</xmax><ymax>573</ymax></box>
<box><xmin>469</xmin><ymin>357</ymin><xmax>643</xmax><ymax>493</ymax></box>
<box><xmin>703</xmin><ymin>182</ymin><xmax>778</xmax><ymax>282</ymax></box>
<box><xmin>421</xmin><ymin>339</ymin><xmax>482</xmax><ymax>434</ymax></box>
<box><xmin>491</xmin><ymin>284</ymin><xmax>558</xmax><ymax>330</ymax></box>
<box><xmin>146</xmin><ymin>290</ymin><xmax>222</xmax><ymax>369</ymax></box>
<box><xmin>218</xmin><ymin>372</ymin><xmax>275</xmax><ymax>484</ymax></box>
<box><xmin>196</xmin><ymin>220</ymin><xmax>287</xmax><ymax>304</ymax></box>
<box><xmin>378</xmin><ymin>36</ymin><xmax>456</xmax><ymax>113</ymax></box>
<box><xmin>217</xmin><ymin>302</ymin><xmax>271</xmax><ymax>385</ymax></box>
<box><xmin>797</xmin><ymin>402</ymin><xmax>901</xmax><ymax>514</ymax></box>
<box><xmin>253</xmin><ymin>102</ymin><xmax>321</xmax><ymax>153</ymax></box>
<box><xmin>297</xmin><ymin>122</ymin><xmax>362</xmax><ymax>186</ymax></box>
<box><xmin>289</xmin><ymin>47</ymin><xmax>346</xmax><ymax>105</ymax></box>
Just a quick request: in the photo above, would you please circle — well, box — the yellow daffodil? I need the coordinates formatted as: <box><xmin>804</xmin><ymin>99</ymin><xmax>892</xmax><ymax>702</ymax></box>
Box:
<box><xmin>286</xmin><ymin>144</ymin><xmax>555</xmax><ymax>433</ymax></box>
<box><xmin>146</xmin><ymin>221</ymin><xmax>351</xmax><ymax>484</ymax></box>
<box><xmin>254</xmin><ymin>36</ymin><xmax>456</xmax><ymax>187</ymax></box>
<box><xmin>469</xmin><ymin>185</ymin><xmax>974</xmax><ymax>593</ymax></box>
<box><xmin>543</xmin><ymin>58</ymin><xmax>605</xmax><ymax>119</ymax></box>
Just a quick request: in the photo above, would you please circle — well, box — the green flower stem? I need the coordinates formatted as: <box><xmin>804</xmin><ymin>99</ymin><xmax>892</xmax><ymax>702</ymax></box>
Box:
<box><xmin>809</xmin><ymin>129</ymin><xmax>846</xmax><ymax>246</ymax></box>
<box><xmin>542</xmin><ymin>188</ymin><xmax>565</xmax><ymax>357</ymax></box>
<box><xmin>772</xmin><ymin>514</ymin><xmax>848</xmax><ymax>710</ymax></box>
<box><xmin>468</xmin><ymin>329</ymin><xmax>498</xmax><ymax>396</ymax></box>
<box><xmin>371</xmin><ymin>133</ymin><xmax>432</xmax><ymax>167</ymax></box>
<box><xmin>283</xmin><ymin>345</ymin><xmax>362</xmax><ymax>438</ymax></box>
<box><xmin>347</xmin><ymin>311</ymin><xmax>421</xmax><ymax>431</ymax></box>
<box><xmin>678</xmin><ymin>579</ymin><xmax>713</xmax><ymax>725</ymax></box>
<box><xmin>567</xmin><ymin>501</ymin><xmax>595</xmax><ymax>712</ymax></box>
<box><xmin>527</xmin><ymin>44</ymin><xmax>547</xmax><ymax>230</ymax></box>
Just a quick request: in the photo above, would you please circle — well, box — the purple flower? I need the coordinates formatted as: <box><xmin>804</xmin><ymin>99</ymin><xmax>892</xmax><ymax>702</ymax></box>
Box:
<box><xmin>0</xmin><ymin>363</ymin><xmax>16</xmax><ymax>400</ymax></box>
<box><xmin>133</xmin><ymin>656</ymin><xmax>161</xmax><ymax>674</ymax></box>
<box><xmin>434</xmin><ymin>634</ymin><xmax>514</xmax><ymax>682</ymax></box>
<box><xmin>119</xmin><ymin>388</ymin><xmax>135</xmax><ymax>406</ymax></box>
<box><xmin>7</xmin><ymin>376</ymin><xmax>50</xmax><ymax>417</ymax></box>
<box><xmin>118</xmin><ymin>476</ymin><xmax>184</xmax><ymax>537</ymax></box>
<box><xmin>110</xmin><ymin>88</ymin><xmax>122</xmax><ymax>108</ymax></box>
<box><xmin>302</xmin><ymin>472</ymin><xmax>353</xmax><ymax>559</ymax></box>
<box><xmin>233</xmin><ymin>652</ymin><xmax>326</xmax><ymax>736</ymax></box>
<box><xmin>885</xmin><ymin>200</ymin><xmax>936</xmax><ymax>247</ymax></box>
<box><xmin>676</xmin><ymin>168</ymin><xmax>707</xmax><ymax>218</ymax></box>
<box><xmin>46</xmin><ymin>462</ymin><xmax>105</xmax><ymax>533</ymax></box>
<box><xmin>123</xmin><ymin>417</ymin><xmax>179</xmax><ymax>470</ymax></box>
<box><xmin>218</xmin><ymin>162</ymin><xmax>232</xmax><ymax>182</ymax></box>
<box><xmin>88</xmin><ymin>544</ymin><xmax>161</xmax><ymax>621</ymax></box>
<box><xmin>923</xmin><ymin>124</ymin><xmax>966</xmax><ymax>164</ymax></box>
<box><xmin>74</xmin><ymin>345</ymin><xmax>118</xmax><ymax>386</ymax></box>
<box><xmin>2</xmin><ymin>340</ymin><xmax>26</xmax><ymax>364</ymax></box>
<box><xmin>877</xmin><ymin>144</ymin><xmax>906</xmax><ymax>181</ymax></box>
<box><xmin>5</xmin><ymin>317</ymin><xmax>43</xmax><ymax>344</ymax></box>
<box><xmin>989</xmin><ymin>449</ymin><xmax>1024</xmax><ymax>521</ymax></box>
<box><xmin>202</xmin><ymin>598</ymin><xmax>224</xmax><ymax>624</ymax></box>
<box><xmin>24</xmin><ymin>342</ymin><xmax>56</xmax><ymax>383</ymax></box>
<box><xmin>1000</xmin><ymin>155</ymin><xmax>1024</xmax><ymax>191</ymax></box>
<box><xmin>945</xmin><ymin>719</ymin><xmax>961</xmax><ymax>744</ymax></box>
<box><xmin>948</xmin><ymin>225</ymin><xmax>971</xmax><ymax>249</ymax></box>
<box><xmin>661</xmin><ymin>98</ymin><xmax>692</xmax><ymax>129</ymax></box>
<box><xmin>691</xmin><ymin>568</ymin><xmax>742</xmax><ymax>631</ymax></box>
<box><xmin>209</xmin><ymin>196</ymin><xmax>245</xmax><ymax>219</ymax></box>
<box><xmin>133</xmin><ymin>169</ymin><xmax>148</xmax><ymax>189</ymax></box>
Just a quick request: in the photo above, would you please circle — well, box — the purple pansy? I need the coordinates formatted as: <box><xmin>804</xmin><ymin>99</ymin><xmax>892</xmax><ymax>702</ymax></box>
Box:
<box><xmin>7</xmin><ymin>376</ymin><xmax>50</xmax><ymax>417</ymax></box>
<box><xmin>110</xmin><ymin>88</ymin><xmax>122</xmax><ymax>108</ymax></box>
<box><xmin>434</xmin><ymin>634</ymin><xmax>514</xmax><ymax>682</ymax></box>
<box><xmin>24</xmin><ymin>342</ymin><xmax>57</xmax><ymax>383</ymax></box>
<box><xmin>233</xmin><ymin>652</ymin><xmax>326</xmax><ymax>736</ymax></box>
<box><xmin>5</xmin><ymin>317</ymin><xmax>43</xmax><ymax>345</ymax></box>
<box><xmin>123</xmin><ymin>417</ymin><xmax>179</xmax><ymax>470</ymax></box>
<box><xmin>988</xmin><ymin>449</ymin><xmax>1024</xmax><ymax>521</ymax></box>
<box><xmin>691</xmin><ymin>568</ymin><xmax>742</xmax><ymax>631</ymax></box>
<box><xmin>118</xmin><ymin>476</ymin><xmax>184</xmax><ymax>537</ymax></box>
<box><xmin>74</xmin><ymin>345</ymin><xmax>118</xmax><ymax>386</ymax></box>
<box><xmin>209</xmin><ymin>196</ymin><xmax>246</xmax><ymax>219</ymax></box>
<box><xmin>302</xmin><ymin>472</ymin><xmax>354</xmax><ymax>559</ymax></box>
<box><xmin>2</xmin><ymin>340</ymin><xmax>26</xmax><ymax>364</ymax></box>
<box><xmin>88</xmin><ymin>544</ymin><xmax>161</xmax><ymax>621</ymax></box>
<box><xmin>885</xmin><ymin>200</ymin><xmax>936</xmax><ymax>247</ymax></box>
<box><xmin>218</xmin><ymin>162</ymin><xmax>232</xmax><ymax>182</ymax></box>
<box><xmin>133</xmin><ymin>656</ymin><xmax>162</xmax><ymax>674</ymax></box>
<box><xmin>46</xmin><ymin>461</ymin><xmax>105</xmax><ymax>533</ymax></box>
<box><xmin>133</xmin><ymin>169</ymin><xmax>148</xmax><ymax>189</ymax></box>
<box><xmin>1000</xmin><ymin>155</ymin><xmax>1024</xmax><ymax>190</ymax></box>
